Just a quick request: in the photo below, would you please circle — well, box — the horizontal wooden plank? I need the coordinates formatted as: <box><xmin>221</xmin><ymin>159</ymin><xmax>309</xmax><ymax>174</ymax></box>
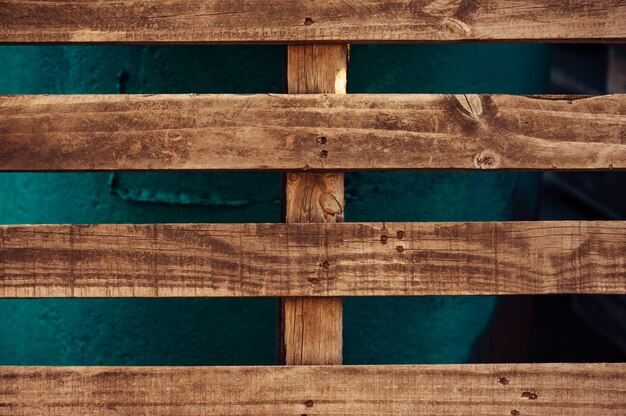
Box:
<box><xmin>1</xmin><ymin>364</ymin><xmax>625</xmax><ymax>415</ymax></box>
<box><xmin>1</xmin><ymin>94</ymin><xmax>625</xmax><ymax>171</ymax></box>
<box><xmin>0</xmin><ymin>221</ymin><xmax>624</xmax><ymax>298</ymax></box>
<box><xmin>1</xmin><ymin>0</ymin><xmax>625</xmax><ymax>44</ymax></box>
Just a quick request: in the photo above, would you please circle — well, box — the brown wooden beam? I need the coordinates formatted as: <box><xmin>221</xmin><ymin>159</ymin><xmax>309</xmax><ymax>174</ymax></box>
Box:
<box><xmin>1</xmin><ymin>0</ymin><xmax>625</xmax><ymax>44</ymax></box>
<box><xmin>1</xmin><ymin>94</ymin><xmax>625</xmax><ymax>171</ymax></box>
<box><xmin>277</xmin><ymin>44</ymin><xmax>347</xmax><ymax>365</ymax></box>
<box><xmin>1</xmin><ymin>221</ymin><xmax>624</xmax><ymax>298</ymax></box>
<box><xmin>2</xmin><ymin>364</ymin><xmax>625</xmax><ymax>415</ymax></box>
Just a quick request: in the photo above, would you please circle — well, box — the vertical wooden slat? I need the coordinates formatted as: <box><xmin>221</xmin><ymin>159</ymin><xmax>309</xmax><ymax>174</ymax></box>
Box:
<box><xmin>278</xmin><ymin>45</ymin><xmax>348</xmax><ymax>365</ymax></box>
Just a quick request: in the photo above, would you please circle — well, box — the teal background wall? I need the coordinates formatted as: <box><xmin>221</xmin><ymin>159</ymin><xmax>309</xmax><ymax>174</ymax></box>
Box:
<box><xmin>0</xmin><ymin>44</ymin><xmax>549</xmax><ymax>365</ymax></box>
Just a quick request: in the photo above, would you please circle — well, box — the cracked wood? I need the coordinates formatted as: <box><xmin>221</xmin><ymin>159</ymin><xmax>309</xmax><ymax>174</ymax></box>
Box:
<box><xmin>1</xmin><ymin>0</ymin><xmax>625</xmax><ymax>43</ymax></box>
<box><xmin>1</xmin><ymin>364</ymin><xmax>625</xmax><ymax>415</ymax></box>
<box><xmin>1</xmin><ymin>94</ymin><xmax>625</xmax><ymax>171</ymax></box>
<box><xmin>0</xmin><ymin>221</ymin><xmax>624</xmax><ymax>298</ymax></box>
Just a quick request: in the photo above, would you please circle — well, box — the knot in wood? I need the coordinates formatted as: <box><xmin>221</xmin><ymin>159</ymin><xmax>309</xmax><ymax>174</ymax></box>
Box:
<box><xmin>451</xmin><ymin>94</ymin><xmax>483</xmax><ymax>118</ymax></box>
<box><xmin>319</xmin><ymin>192</ymin><xmax>343</xmax><ymax>216</ymax></box>
<box><xmin>441</xmin><ymin>17</ymin><xmax>471</xmax><ymax>36</ymax></box>
<box><xmin>474</xmin><ymin>150</ymin><xmax>500</xmax><ymax>169</ymax></box>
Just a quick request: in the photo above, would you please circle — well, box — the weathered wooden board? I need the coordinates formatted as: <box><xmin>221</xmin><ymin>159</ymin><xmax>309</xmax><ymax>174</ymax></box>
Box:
<box><xmin>0</xmin><ymin>221</ymin><xmax>624</xmax><ymax>298</ymax></box>
<box><xmin>1</xmin><ymin>0</ymin><xmax>625</xmax><ymax>44</ymax></box>
<box><xmin>1</xmin><ymin>364</ymin><xmax>624</xmax><ymax>415</ymax></box>
<box><xmin>1</xmin><ymin>94</ymin><xmax>625</xmax><ymax>171</ymax></box>
<box><xmin>278</xmin><ymin>44</ymin><xmax>347</xmax><ymax>366</ymax></box>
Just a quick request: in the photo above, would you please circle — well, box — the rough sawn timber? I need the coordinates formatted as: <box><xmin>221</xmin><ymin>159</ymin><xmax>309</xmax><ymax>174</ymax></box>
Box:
<box><xmin>277</xmin><ymin>44</ymin><xmax>347</xmax><ymax>366</ymax></box>
<box><xmin>0</xmin><ymin>221</ymin><xmax>624</xmax><ymax>298</ymax></box>
<box><xmin>1</xmin><ymin>94</ymin><xmax>625</xmax><ymax>171</ymax></box>
<box><xmin>1</xmin><ymin>364</ymin><xmax>625</xmax><ymax>415</ymax></box>
<box><xmin>1</xmin><ymin>0</ymin><xmax>625</xmax><ymax>44</ymax></box>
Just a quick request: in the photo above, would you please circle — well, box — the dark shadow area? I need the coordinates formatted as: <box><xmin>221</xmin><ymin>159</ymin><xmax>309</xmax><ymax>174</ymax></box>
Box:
<box><xmin>474</xmin><ymin>44</ymin><xmax>626</xmax><ymax>364</ymax></box>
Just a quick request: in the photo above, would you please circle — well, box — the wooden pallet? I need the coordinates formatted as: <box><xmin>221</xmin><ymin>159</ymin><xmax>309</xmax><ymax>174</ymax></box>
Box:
<box><xmin>1</xmin><ymin>1</ymin><xmax>625</xmax><ymax>414</ymax></box>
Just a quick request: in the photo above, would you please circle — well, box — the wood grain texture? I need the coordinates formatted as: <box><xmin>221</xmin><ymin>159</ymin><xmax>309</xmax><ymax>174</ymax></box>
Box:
<box><xmin>278</xmin><ymin>44</ymin><xmax>347</xmax><ymax>366</ymax></box>
<box><xmin>285</xmin><ymin>45</ymin><xmax>348</xmax><ymax>96</ymax></box>
<box><xmin>278</xmin><ymin>297</ymin><xmax>343</xmax><ymax>365</ymax></box>
<box><xmin>0</xmin><ymin>221</ymin><xmax>624</xmax><ymax>298</ymax></box>
<box><xmin>1</xmin><ymin>364</ymin><xmax>625</xmax><ymax>415</ymax></box>
<box><xmin>1</xmin><ymin>0</ymin><xmax>625</xmax><ymax>44</ymax></box>
<box><xmin>1</xmin><ymin>93</ymin><xmax>625</xmax><ymax>172</ymax></box>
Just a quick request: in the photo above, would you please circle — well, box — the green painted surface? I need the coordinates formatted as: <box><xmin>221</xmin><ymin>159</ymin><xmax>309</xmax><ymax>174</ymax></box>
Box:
<box><xmin>0</xmin><ymin>44</ymin><xmax>549</xmax><ymax>365</ymax></box>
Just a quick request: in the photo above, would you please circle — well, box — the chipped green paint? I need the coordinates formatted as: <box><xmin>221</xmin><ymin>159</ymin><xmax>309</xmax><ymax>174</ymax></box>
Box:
<box><xmin>0</xmin><ymin>44</ymin><xmax>549</xmax><ymax>365</ymax></box>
